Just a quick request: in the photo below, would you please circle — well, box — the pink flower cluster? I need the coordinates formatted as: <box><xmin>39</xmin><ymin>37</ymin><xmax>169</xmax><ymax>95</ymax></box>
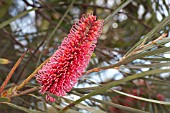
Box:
<box><xmin>36</xmin><ymin>13</ymin><xmax>103</xmax><ymax>102</ymax></box>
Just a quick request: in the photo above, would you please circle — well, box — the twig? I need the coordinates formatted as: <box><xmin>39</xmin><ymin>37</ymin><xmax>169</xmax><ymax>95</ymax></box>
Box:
<box><xmin>16</xmin><ymin>58</ymin><xmax>49</xmax><ymax>91</ymax></box>
<box><xmin>0</xmin><ymin>50</ymin><xmax>28</xmax><ymax>94</ymax></box>
<box><xmin>152</xmin><ymin>33</ymin><xmax>167</xmax><ymax>44</ymax></box>
<box><xmin>15</xmin><ymin>24</ymin><xmax>51</xmax><ymax>83</ymax></box>
<box><xmin>131</xmin><ymin>33</ymin><xmax>167</xmax><ymax>54</ymax></box>
<box><xmin>2</xmin><ymin>29</ymin><xmax>26</xmax><ymax>48</ymax></box>
<box><xmin>84</xmin><ymin>60</ymin><xmax>124</xmax><ymax>75</ymax></box>
<box><xmin>84</xmin><ymin>33</ymin><xmax>168</xmax><ymax>75</ymax></box>
<box><xmin>8</xmin><ymin>87</ymin><xmax>39</xmax><ymax>98</ymax></box>
<box><xmin>36</xmin><ymin>0</ymin><xmax>76</xmax><ymax>67</ymax></box>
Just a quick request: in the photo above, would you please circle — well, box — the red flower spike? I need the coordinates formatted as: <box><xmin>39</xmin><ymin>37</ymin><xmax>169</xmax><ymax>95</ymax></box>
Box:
<box><xmin>36</xmin><ymin>13</ymin><xmax>103</xmax><ymax>102</ymax></box>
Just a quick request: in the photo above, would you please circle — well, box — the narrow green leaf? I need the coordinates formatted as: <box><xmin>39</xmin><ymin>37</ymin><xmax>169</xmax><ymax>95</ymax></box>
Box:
<box><xmin>136</xmin><ymin>38</ymin><xmax>170</xmax><ymax>53</ymax></box>
<box><xmin>104</xmin><ymin>0</ymin><xmax>133</xmax><ymax>24</ymax></box>
<box><xmin>72</xmin><ymin>91</ymin><xmax>149</xmax><ymax>113</ymax></box>
<box><xmin>51</xmin><ymin>103</ymin><xmax>82</xmax><ymax>113</ymax></box>
<box><xmin>76</xmin><ymin>103</ymin><xmax>106</xmax><ymax>113</ymax></box>
<box><xmin>28</xmin><ymin>94</ymin><xmax>43</xmax><ymax>100</ymax></box>
<box><xmin>112</xmin><ymin>90</ymin><xmax>170</xmax><ymax>105</ymax></box>
<box><xmin>0</xmin><ymin>58</ymin><xmax>11</xmax><ymax>64</ymax></box>
<box><xmin>60</xmin><ymin>69</ymin><xmax>170</xmax><ymax>112</ymax></box>
<box><xmin>60</xmin><ymin>95</ymin><xmax>107</xmax><ymax>113</ymax></box>
<box><xmin>0</xmin><ymin>8</ymin><xmax>38</xmax><ymax>29</ymax></box>
<box><xmin>99</xmin><ymin>47</ymin><xmax>170</xmax><ymax>71</ymax></box>
<box><xmin>122</xmin><ymin>62</ymin><xmax>170</xmax><ymax>69</ymax></box>
<box><xmin>1</xmin><ymin>102</ymin><xmax>44</xmax><ymax>113</ymax></box>
<box><xmin>94</xmin><ymin>98</ymin><xmax>149</xmax><ymax>113</ymax></box>
<box><xmin>125</xmin><ymin>47</ymin><xmax>170</xmax><ymax>63</ymax></box>
<box><xmin>0</xmin><ymin>97</ymin><xmax>10</xmax><ymax>102</ymax></box>
<box><xmin>125</xmin><ymin>14</ymin><xmax>170</xmax><ymax>57</ymax></box>
<box><xmin>141</xmin><ymin>57</ymin><xmax>170</xmax><ymax>61</ymax></box>
<box><xmin>144</xmin><ymin>78</ymin><xmax>170</xmax><ymax>85</ymax></box>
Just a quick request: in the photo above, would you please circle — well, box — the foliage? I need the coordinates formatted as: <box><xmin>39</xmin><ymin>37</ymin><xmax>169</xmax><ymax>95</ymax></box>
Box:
<box><xmin>0</xmin><ymin>0</ymin><xmax>170</xmax><ymax>113</ymax></box>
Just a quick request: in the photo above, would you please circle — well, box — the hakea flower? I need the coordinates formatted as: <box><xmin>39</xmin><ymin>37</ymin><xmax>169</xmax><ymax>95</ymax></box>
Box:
<box><xmin>36</xmin><ymin>13</ymin><xmax>103</xmax><ymax>102</ymax></box>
